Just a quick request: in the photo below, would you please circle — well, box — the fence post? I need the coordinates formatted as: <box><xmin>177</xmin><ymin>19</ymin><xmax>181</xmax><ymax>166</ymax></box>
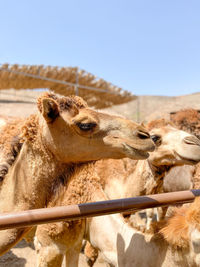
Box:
<box><xmin>75</xmin><ymin>67</ymin><xmax>79</xmax><ymax>96</ymax></box>
<box><xmin>137</xmin><ymin>96</ymin><xmax>140</xmax><ymax>123</ymax></box>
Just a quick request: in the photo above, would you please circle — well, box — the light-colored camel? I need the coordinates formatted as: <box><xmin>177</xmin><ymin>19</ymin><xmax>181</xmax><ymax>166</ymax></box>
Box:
<box><xmin>86</xmin><ymin>109</ymin><xmax>200</xmax><ymax>266</ymax></box>
<box><xmin>33</xmin><ymin>119</ymin><xmax>200</xmax><ymax>267</ymax></box>
<box><xmin>96</xmin><ymin>119</ymin><xmax>200</xmax><ymax>200</ymax></box>
<box><xmin>0</xmin><ymin>92</ymin><xmax>155</xmax><ymax>256</ymax></box>
<box><xmin>95</xmin><ymin>119</ymin><xmax>200</xmax><ymax>228</ymax></box>
<box><xmin>169</xmin><ymin>108</ymin><xmax>200</xmax><ymax>191</ymax></box>
<box><xmin>159</xmin><ymin>108</ymin><xmax>200</xmax><ymax>225</ymax></box>
<box><xmin>86</xmin><ymin>113</ymin><xmax>200</xmax><ymax>267</ymax></box>
<box><xmin>161</xmin><ymin>108</ymin><xmax>200</xmax><ymax>194</ymax></box>
<box><xmin>86</xmin><ymin>196</ymin><xmax>200</xmax><ymax>267</ymax></box>
<box><xmin>85</xmin><ymin>119</ymin><xmax>200</xmax><ymax>265</ymax></box>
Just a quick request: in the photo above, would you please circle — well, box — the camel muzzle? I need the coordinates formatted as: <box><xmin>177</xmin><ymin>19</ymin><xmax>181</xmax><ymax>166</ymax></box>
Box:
<box><xmin>184</xmin><ymin>136</ymin><xmax>200</xmax><ymax>146</ymax></box>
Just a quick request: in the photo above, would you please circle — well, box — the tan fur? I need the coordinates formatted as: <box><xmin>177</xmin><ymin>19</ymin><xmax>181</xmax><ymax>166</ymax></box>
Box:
<box><xmin>146</xmin><ymin>118</ymin><xmax>174</xmax><ymax>131</ymax></box>
<box><xmin>160</xmin><ymin>197</ymin><xmax>200</xmax><ymax>248</ymax></box>
<box><xmin>82</xmin><ymin>114</ymin><xmax>200</xmax><ymax>267</ymax></box>
<box><xmin>170</xmin><ymin>108</ymin><xmax>200</xmax><ymax>190</ymax></box>
<box><xmin>0</xmin><ymin>92</ymin><xmax>155</xmax><ymax>257</ymax></box>
<box><xmin>33</xmin><ymin>119</ymin><xmax>200</xmax><ymax>267</ymax></box>
<box><xmin>159</xmin><ymin>207</ymin><xmax>190</xmax><ymax>248</ymax></box>
<box><xmin>170</xmin><ymin>109</ymin><xmax>200</xmax><ymax>138</ymax></box>
<box><xmin>193</xmin><ymin>164</ymin><xmax>200</xmax><ymax>189</ymax></box>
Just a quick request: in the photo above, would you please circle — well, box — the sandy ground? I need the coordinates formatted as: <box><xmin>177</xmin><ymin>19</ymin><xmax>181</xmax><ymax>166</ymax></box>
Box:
<box><xmin>0</xmin><ymin>240</ymin><xmax>103</xmax><ymax>267</ymax></box>
<box><xmin>0</xmin><ymin>89</ymin><xmax>199</xmax><ymax>266</ymax></box>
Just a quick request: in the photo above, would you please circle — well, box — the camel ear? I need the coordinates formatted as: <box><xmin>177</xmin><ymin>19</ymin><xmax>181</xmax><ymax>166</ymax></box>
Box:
<box><xmin>41</xmin><ymin>98</ymin><xmax>59</xmax><ymax>123</ymax></box>
<box><xmin>140</xmin><ymin>121</ymin><xmax>146</xmax><ymax>128</ymax></box>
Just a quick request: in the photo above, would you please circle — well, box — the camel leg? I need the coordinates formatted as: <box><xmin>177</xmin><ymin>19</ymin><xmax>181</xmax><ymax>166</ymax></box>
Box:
<box><xmin>84</xmin><ymin>241</ymin><xmax>99</xmax><ymax>267</ymax></box>
<box><xmin>34</xmin><ymin>220</ymin><xmax>85</xmax><ymax>267</ymax></box>
<box><xmin>156</xmin><ymin>206</ymin><xmax>168</xmax><ymax>221</ymax></box>
<box><xmin>0</xmin><ymin>227</ymin><xmax>31</xmax><ymax>255</ymax></box>
<box><xmin>34</xmin><ymin>236</ymin><xmax>83</xmax><ymax>267</ymax></box>
<box><xmin>65</xmin><ymin>239</ymin><xmax>82</xmax><ymax>267</ymax></box>
<box><xmin>146</xmin><ymin>208</ymin><xmax>155</xmax><ymax>230</ymax></box>
<box><xmin>34</xmin><ymin>235</ymin><xmax>66</xmax><ymax>267</ymax></box>
<box><xmin>65</xmin><ymin>221</ymin><xmax>85</xmax><ymax>267</ymax></box>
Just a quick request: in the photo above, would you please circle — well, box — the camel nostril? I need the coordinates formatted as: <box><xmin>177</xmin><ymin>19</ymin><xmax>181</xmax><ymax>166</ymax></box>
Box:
<box><xmin>137</xmin><ymin>131</ymin><xmax>150</xmax><ymax>139</ymax></box>
<box><xmin>184</xmin><ymin>136</ymin><xmax>200</xmax><ymax>146</ymax></box>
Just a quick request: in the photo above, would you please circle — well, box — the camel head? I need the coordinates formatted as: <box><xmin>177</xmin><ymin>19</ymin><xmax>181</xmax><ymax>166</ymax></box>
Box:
<box><xmin>147</xmin><ymin>119</ymin><xmax>200</xmax><ymax>166</ymax></box>
<box><xmin>36</xmin><ymin>93</ymin><xmax>155</xmax><ymax>162</ymax></box>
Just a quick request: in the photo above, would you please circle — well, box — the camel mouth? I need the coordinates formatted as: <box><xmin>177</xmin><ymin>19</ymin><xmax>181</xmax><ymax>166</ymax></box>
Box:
<box><xmin>123</xmin><ymin>143</ymin><xmax>150</xmax><ymax>159</ymax></box>
<box><xmin>184</xmin><ymin>136</ymin><xmax>200</xmax><ymax>146</ymax></box>
<box><xmin>175</xmin><ymin>151</ymin><xmax>199</xmax><ymax>165</ymax></box>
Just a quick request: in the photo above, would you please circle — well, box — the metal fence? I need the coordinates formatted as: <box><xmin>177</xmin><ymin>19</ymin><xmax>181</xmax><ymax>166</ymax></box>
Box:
<box><xmin>0</xmin><ymin>190</ymin><xmax>199</xmax><ymax>230</ymax></box>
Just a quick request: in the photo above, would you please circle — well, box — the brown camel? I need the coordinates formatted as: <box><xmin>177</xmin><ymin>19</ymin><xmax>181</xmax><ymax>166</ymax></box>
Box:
<box><xmin>32</xmin><ymin>119</ymin><xmax>200</xmax><ymax>267</ymax></box>
<box><xmin>0</xmin><ymin>92</ymin><xmax>155</xmax><ymax>256</ymax></box>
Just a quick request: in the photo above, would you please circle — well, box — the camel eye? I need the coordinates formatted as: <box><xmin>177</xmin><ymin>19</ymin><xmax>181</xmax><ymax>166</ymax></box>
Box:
<box><xmin>137</xmin><ymin>131</ymin><xmax>150</xmax><ymax>139</ymax></box>
<box><xmin>151</xmin><ymin>135</ymin><xmax>161</xmax><ymax>144</ymax></box>
<box><xmin>76</xmin><ymin>122</ymin><xmax>97</xmax><ymax>131</ymax></box>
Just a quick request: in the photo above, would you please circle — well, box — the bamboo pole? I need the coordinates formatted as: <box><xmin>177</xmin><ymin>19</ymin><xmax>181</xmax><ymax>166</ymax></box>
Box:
<box><xmin>0</xmin><ymin>190</ymin><xmax>199</xmax><ymax>230</ymax></box>
<box><xmin>0</xmin><ymin>64</ymin><xmax>136</xmax><ymax>108</ymax></box>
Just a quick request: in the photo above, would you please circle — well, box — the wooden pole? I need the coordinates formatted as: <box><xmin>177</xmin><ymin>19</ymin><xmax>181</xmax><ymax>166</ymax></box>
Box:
<box><xmin>0</xmin><ymin>190</ymin><xmax>199</xmax><ymax>230</ymax></box>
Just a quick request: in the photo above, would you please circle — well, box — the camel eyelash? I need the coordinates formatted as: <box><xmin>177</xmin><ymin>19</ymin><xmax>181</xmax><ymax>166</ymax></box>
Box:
<box><xmin>76</xmin><ymin>122</ymin><xmax>97</xmax><ymax>131</ymax></box>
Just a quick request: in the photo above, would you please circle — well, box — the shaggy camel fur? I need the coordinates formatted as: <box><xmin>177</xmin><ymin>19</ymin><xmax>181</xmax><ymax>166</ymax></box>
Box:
<box><xmin>95</xmin><ymin>119</ymin><xmax>200</xmax><ymax>228</ymax></box>
<box><xmin>85</xmin><ymin>110</ymin><xmax>200</xmax><ymax>266</ymax></box>
<box><xmin>0</xmin><ymin>92</ymin><xmax>155</xmax><ymax>256</ymax></box>
<box><xmin>0</xmin><ymin>117</ymin><xmax>24</xmax><ymax>183</ymax></box>
<box><xmin>170</xmin><ymin>108</ymin><xmax>200</xmax><ymax>139</ymax></box>
<box><xmin>97</xmin><ymin>119</ymin><xmax>200</xmax><ymax>200</ymax></box>
<box><xmin>84</xmin><ymin>119</ymin><xmax>200</xmax><ymax>265</ymax></box>
<box><xmin>33</xmin><ymin>119</ymin><xmax>200</xmax><ymax>267</ymax></box>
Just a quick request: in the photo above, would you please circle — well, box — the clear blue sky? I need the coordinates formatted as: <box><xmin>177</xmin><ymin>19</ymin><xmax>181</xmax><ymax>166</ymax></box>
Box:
<box><xmin>0</xmin><ymin>0</ymin><xmax>200</xmax><ymax>96</ymax></box>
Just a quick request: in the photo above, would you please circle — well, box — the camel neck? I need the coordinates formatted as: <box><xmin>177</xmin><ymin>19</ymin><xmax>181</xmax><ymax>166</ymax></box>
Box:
<box><xmin>122</xmin><ymin>160</ymin><xmax>159</xmax><ymax>197</ymax></box>
<box><xmin>123</xmin><ymin>160</ymin><xmax>172</xmax><ymax>197</ymax></box>
<box><xmin>149</xmin><ymin>161</ymin><xmax>172</xmax><ymax>194</ymax></box>
<box><xmin>0</xmin><ymin>141</ymin><xmax>66</xmax><ymax>212</ymax></box>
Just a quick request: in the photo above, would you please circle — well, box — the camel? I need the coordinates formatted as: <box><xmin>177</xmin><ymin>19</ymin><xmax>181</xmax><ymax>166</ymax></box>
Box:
<box><xmin>94</xmin><ymin>119</ymin><xmax>200</xmax><ymax>227</ymax></box>
<box><xmin>161</xmin><ymin>109</ymin><xmax>200</xmax><ymax>194</ymax></box>
<box><xmin>169</xmin><ymin>108</ymin><xmax>200</xmax><ymax>190</ymax></box>
<box><xmin>85</xmin><ymin>195</ymin><xmax>200</xmax><ymax>267</ymax></box>
<box><xmin>32</xmin><ymin>119</ymin><xmax>200</xmax><ymax>267</ymax></box>
<box><xmin>84</xmin><ymin>119</ymin><xmax>200</xmax><ymax>265</ymax></box>
<box><xmin>146</xmin><ymin>109</ymin><xmax>200</xmax><ymax>227</ymax></box>
<box><xmin>157</xmin><ymin>108</ymin><xmax>200</xmax><ymax>225</ymax></box>
<box><xmin>84</xmin><ymin>111</ymin><xmax>200</xmax><ymax>267</ymax></box>
<box><xmin>96</xmin><ymin>119</ymin><xmax>200</xmax><ymax>199</ymax></box>
<box><xmin>0</xmin><ymin>92</ymin><xmax>156</xmax><ymax>256</ymax></box>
